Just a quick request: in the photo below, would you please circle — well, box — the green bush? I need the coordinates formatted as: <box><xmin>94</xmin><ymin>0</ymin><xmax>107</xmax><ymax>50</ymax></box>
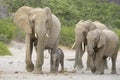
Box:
<box><xmin>113</xmin><ymin>29</ymin><xmax>120</xmax><ymax>41</ymax></box>
<box><xmin>60</xmin><ymin>26</ymin><xmax>75</xmax><ymax>47</ymax></box>
<box><xmin>14</xmin><ymin>27</ymin><xmax>25</xmax><ymax>42</ymax></box>
<box><xmin>0</xmin><ymin>18</ymin><xmax>16</xmax><ymax>43</ymax></box>
<box><xmin>3</xmin><ymin>0</ymin><xmax>120</xmax><ymax>29</ymax></box>
<box><xmin>0</xmin><ymin>41</ymin><xmax>11</xmax><ymax>56</ymax></box>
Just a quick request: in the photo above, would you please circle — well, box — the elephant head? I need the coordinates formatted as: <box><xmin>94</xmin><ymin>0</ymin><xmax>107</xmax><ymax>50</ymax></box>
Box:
<box><xmin>87</xmin><ymin>29</ymin><xmax>106</xmax><ymax>73</ymax></box>
<box><xmin>74</xmin><ymin>20</ymin><xmax>97</xmax><ymax>69</ymax></box>
<box><xmin>14</xmin><ymin>6</ymin><xmax>52</xmax><ymax>34</ymax></box>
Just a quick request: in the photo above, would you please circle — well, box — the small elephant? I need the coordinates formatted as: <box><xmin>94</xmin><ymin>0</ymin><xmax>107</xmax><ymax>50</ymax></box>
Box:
<box><xmin>87</xmin><ymin>29</ymin><xmax>119</xmax><ymax>74</ymax></box>
<box><xmin>49</xmin><ymin>48</ymin><xmax>64</xmax><ymax>73</ymax></box>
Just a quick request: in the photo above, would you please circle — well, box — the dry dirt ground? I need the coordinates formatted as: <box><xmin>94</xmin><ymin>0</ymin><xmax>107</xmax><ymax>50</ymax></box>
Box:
<box><xmin>0</xmin><ymin>41</ymin><xmax>120</xmax><ymax>80</ymax></box>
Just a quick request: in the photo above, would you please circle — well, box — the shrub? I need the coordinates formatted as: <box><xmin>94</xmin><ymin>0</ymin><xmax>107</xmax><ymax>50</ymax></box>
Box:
<box><xmin>3</xmin><ymin>0</ymin><xmax>120</xmax><ymax>29</ymax></box>
<box><xmin>0</xmin><ymin>18</ymin><xmax>16</xmax><ymax>43</ymax></box>
<box><xmin>0</xmin><ymin>41</ymin><xmax>11</xmax><ymax>56</ymax></box>
<box><xmin>60</xmin><ymin>26</ymin><xmax>75</xmax><ymax>47</ymax></box>
<box><xmin>14</xmin><ymin>27</ymin><xmax>25</xmax><ymax>42</ymax></box>
<box><xmin>113</xmin><ymin>29</ymin><xmax>120</xmax><ymax>42</ymax></box>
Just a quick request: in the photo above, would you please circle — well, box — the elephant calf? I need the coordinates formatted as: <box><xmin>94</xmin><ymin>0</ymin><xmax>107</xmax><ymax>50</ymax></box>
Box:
<box><xmin>49</xmin><ymin>48</ymin><xmax>64</xmax><ymax>73</ymax></box>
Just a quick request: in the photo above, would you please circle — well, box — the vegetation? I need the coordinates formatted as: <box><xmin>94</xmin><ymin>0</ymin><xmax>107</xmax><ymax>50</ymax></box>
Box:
<box><xmin>113</xmin><ymin>29</ymin><xmax>120</xmax><ymax>42</ymax></box>
<box><xmin>3</xmin><ymin>0</ymin><xmax>120</xmax><ymax>29</ymax></box>
<box><xmin>60</xmin><ymin>27</ymin><xmax>75</xmax><ymax>47</ymax></box>
<box><xmin>0</xmin><ymin>18</ymin><xmax>16</xmax><ymax>43</ymax></box>
<box><xmin>0</xmin><ymin>42</ymin><xmax>11</xmax><ymax>56</ymax></box>
<box><xmin>0</xmin><ymin>0</ymin><xmax>119</xmax><ymax>48</ymax></box>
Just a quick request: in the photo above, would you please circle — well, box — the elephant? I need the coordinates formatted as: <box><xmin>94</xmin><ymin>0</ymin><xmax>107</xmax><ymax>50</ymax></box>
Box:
<box><xmin>74</xmin><ymin>20</ymin><xmax>108</xmax><ymax>70</ymax></box>
<box><xmin>93</xmin><ymin>21</ymin><xmax>108</xmax><ymax>30</ymax></box>
<box><xmin>49</xmin><ymin>48</ymin><xmax>64</xmax><ymax>73</ymax></box>
<box><xmin>13</xmin><ymin>6</ymin><xmax>61</xmax><ymax>74</ymax></box>
<box><xmin>87</xmin><ymin>29</ymin><xmax>119</xmax><ymax>74</ymax></box>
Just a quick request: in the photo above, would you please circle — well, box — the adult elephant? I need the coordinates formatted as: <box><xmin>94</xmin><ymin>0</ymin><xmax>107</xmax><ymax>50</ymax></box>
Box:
<box><xmin>74</xmin><ymin>20</ymin><xmax>108</xmax><ymax>70</ymax></box>
<box><xmin>13</xmin><ymin>6</ymin><xmax>61</xmax><ymax>74</ymax></box>
<box><xmin>87</xmin><ymin>29</ymin><xmax>119</xmax><ymax>74</ymax></box>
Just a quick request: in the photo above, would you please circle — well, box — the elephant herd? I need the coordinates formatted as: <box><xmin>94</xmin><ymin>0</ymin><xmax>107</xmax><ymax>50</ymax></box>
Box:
<box><xmin>13</xmin><ymin>6</ymin><xmax>119</xmax><ymax>75</ymax></box>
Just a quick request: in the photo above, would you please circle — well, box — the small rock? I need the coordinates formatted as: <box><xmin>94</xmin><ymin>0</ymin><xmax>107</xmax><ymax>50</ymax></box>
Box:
<box><xmin>8</xmin><ymin>61</ymin><xmax>13</xmax><ymax>64</ymax></box>
<box><xmin>14</xmin><ymin>71</ymin><xmax>19</xmax><ymax>74</ymax></box>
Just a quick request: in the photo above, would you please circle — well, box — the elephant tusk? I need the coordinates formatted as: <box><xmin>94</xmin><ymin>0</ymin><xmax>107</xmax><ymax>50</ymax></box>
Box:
<box><xmin>46</xmin><ymin>33</ymin><xmax>49</xmax><ymax>38</ymax></box>
<box><xmin>82</xmin><ymin>42</ymin><xmax>84</xmax><ymax>52</ymax></box>
<box><xmin>35</xmin><ymin>33</ymin><xmax>37</xmax><ymax>38</ymax></box>
<box><xmin>71</xmin><ymin>42</ymin><xmax>75</xmax><ymax>49</ymax></box>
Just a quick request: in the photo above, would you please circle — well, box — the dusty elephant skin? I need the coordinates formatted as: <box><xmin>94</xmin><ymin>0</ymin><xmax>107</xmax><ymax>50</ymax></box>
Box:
<box><xmin>74</xmin><ymin>20</ymin><xmax>108</xmax><ymax>70</ymax></box>
<box><xmin>13</xmin><ymin>6</ymin><xmax>61</xmax><ymax>74</ymax></box>
<box><xmin>87</xmin><ymin>29</ymin><xmax>119</xmax><ymax>75</ymax></box>
<box><xmin>49</xmin><ymin>48</ymin><xmax>64</xmax><ymax>73</ymax></box>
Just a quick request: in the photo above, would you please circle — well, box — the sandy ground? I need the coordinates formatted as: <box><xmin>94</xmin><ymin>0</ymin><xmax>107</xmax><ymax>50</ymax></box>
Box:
<box><xmin>0</xmin><ymin>41</ymin><xmax>120</xmax><ymax>80</ymax></box>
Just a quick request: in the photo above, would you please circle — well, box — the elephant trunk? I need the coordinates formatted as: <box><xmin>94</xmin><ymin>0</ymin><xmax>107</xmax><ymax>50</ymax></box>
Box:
<box><xmin>87</xmin><ymin>42</ymin><xmax>96</xmax><ymax>73</ymax></box>
<box><xmin>89</xmin><ymin>51</ymin><xmax>96</xmax><ymax>73</ymax></box>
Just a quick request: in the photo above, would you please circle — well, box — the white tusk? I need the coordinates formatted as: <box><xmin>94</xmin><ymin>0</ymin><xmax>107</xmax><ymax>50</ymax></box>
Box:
<box><xmin>82</xmin><ymin>42</ymin><xmax>84</xmax><ymax>51</ymax></box>
<box><xmin>35</xmin><ymin>33</ymin><xmax>37</xmax><ymax>38</ymax></box>
<box><xmin>46</xmin><ymin>33</ymin><xmax>49</xmax><ymax>38</ymax></box>
<box><xmin>71</xmin><ymin>42</ymin><xmax>75</xmax><ymax>49</ymax></box>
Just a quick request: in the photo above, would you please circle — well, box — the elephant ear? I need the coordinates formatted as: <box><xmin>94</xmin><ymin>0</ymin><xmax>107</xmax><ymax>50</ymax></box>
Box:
<box><xmin>43</xmin><ymin>7</ymin><xmax>53</xmax><ymax>29</ymax></box>
<box><xmin>13</xmin><ymin>6</ymin><xmax>33</xmax><ymax>34</ymax></box>
<box><xmin>97</xmin><ymin>32</ymin><xmax>106</xmax><ymax>48</ymax></box>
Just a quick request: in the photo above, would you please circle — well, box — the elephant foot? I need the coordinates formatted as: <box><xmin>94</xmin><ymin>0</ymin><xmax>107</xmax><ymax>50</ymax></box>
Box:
<box><xmin>111</xmin><ymin>71</ymin><xmax>116</xmax><ymax>74</ymax></box>
<box><xmin>86</xmin><ymin>67</ymin><xmax>90</xmax><ymax>71</ymax></box>
<box><xmin>26</xmin><ymin>63</ymin><xmax>34</xmax><ymax>72</ymax></box>
<box><xmin>33</xmin><ymin>68</ymin><xmax>43</xmax><ymax>74</ymax></box>
<box><xmin>59</xmin><ymin>70</ymin><xmax>64</xmax><ymax>73</ymax></box>
<box><xmin>50</xmin><ymin>71</ymin><xmax>57</xmax><ymax>73</ymax></box>
<box><xmin>77</xmin><ymin>65</ymin><xmax>83</xmax><ymax>70</ymax></box>
<box><xmin>91</xmin><ymin>68</ymin><xmax>96</xmax><ymax>73</ymax></box>
<box><xmin>104</xmin><ymin>66</ymin><xmax>108</xmax><ymax>69</ymax></box>
<box><xmin>94</xmin><ymin>71</ymin><xmax>104</xmax><ymax>75</ymax></box>
<box><xmin>74</xmin><ymin>64</ymin><xmax>83</xmax><ymax>70</ymax></box>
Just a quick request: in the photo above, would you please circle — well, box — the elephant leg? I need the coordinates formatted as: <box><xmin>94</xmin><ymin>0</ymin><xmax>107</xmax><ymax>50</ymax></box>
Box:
<box><xmin>61</xmin><ymin>60</ymin><xmax>64</xmax><ymax>71</ymax></box>
<box><xmin>60</xmin><ymin>60</ymin><xmax>64</xmax><ymax>73</ymax></box>
<box><xmin>111</xmin><ymin>53</ymin><xmax>117</xmax><ymax>74</ymax></box>
<box><xmin>103</xmin><ymin>57</ymin><xmax>108</xmax><ymax>69</ymax></box>
<box><xmin>86</xmin><ymin>54</ymin><xmax>91</xmax><ymax>70</ymax></box>
<box><xmin>50</xmin><ymin>56</ymin><xmax>54</xmax><ymax>72</ymax></box>
<box><xmin>55</xmin><ymin>62</ymin><xmax>59</xmax><ymax>73</ymax></box>
<box><xmin>25</xmin><ymin>34</ymin><xmax>34</xmax><ymax>72</ymax></box>
<box><xmin>94</xmin><ymin>54</ymin><xmax>104</xmax><ymax>75</ymax></box>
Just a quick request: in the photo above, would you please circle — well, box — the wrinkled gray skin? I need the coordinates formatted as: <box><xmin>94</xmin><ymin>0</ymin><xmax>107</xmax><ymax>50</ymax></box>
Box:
<box><xmin>87</xmin><ymin>29</ymin><xmax>119</xmax><ymax>74</ymax></box>
<box><xmin>74</xmin><ymin>20</ymin><xmax>108</xmax><ymax>70</ymax></box>
<box><xmin>49</xmin><ymin>48</ymin><xmax>64</xmax><ymax>73</ymax></box>
<box><xmin>13</xmin><ymin>6</ymin><xmax>61</xmax><ymax>74</ymax></box>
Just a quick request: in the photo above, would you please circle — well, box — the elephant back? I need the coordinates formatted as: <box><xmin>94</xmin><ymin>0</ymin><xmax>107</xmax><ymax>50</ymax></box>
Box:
<box><xmin>93</xmin><ymin>21</ymin><xmax>108</xmax><ymax>30</ymax></box>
